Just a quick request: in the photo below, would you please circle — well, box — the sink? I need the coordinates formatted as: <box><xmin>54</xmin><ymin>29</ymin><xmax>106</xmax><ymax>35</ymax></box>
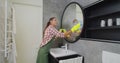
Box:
<box><xmin>50</xmin><ymin>48</ymin><xmax>77</xmax><ymax>58</ymax></box>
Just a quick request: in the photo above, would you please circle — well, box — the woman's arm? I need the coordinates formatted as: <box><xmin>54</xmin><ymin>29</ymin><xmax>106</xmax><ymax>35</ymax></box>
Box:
<box><xmin>52</xmin><ymin>27</ymin><xmax>72</xmax><ymax>38</ymax></box>
<box><xmin>53</xmin><ymin>28</ymin><xmax>65</xmax><ymax>38</ymax></box>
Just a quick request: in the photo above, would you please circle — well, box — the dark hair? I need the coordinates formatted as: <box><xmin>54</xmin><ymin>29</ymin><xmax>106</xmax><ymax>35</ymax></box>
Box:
<box><xmin>43</xmin><ymin>17</ymin><xmax>56</xmax><ymax>35</ymax></box>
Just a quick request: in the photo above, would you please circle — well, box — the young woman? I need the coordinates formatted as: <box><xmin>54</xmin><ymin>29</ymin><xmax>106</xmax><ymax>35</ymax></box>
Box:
<box><xmin>36</xmin><ymin>17</ymin><xmax>70</xmax><ymax>63</ymax></box>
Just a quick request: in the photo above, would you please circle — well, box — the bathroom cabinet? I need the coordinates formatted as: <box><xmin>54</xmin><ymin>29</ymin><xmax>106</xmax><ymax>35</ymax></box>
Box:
<box><xmin>82</xmin><ymin>0</ymin><xmax>120</xmax><ymax>42</ymax></box>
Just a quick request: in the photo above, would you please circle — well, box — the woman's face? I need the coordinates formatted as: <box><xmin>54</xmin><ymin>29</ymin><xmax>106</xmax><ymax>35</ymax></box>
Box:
<box><xmin>51</xmin><ymin>18</ymin><xmax>57</xmax><ymax>27</ymax></box>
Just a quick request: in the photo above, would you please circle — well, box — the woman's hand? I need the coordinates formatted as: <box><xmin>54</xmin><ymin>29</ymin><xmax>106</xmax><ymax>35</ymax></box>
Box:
<box><xmin>59</xmin><ymin>29</ymin><xmax>66</xmax><ymax>33</ymax></box>
<box><xmin>59</xmin><ymin>28</ymin><xmax>72</xmax><ymax>38</ymax></box>
<box><xmin>64</xmin><ymin>30</ymin><xmax>72</xmax><ymax>38</ymax></box>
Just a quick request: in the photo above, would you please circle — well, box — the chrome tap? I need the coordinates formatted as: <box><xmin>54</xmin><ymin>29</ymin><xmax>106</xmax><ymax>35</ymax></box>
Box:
<box><xmin>61</xmin><ymin>43</ymin><xmax>68</xmax><ymax>51</ymax></box>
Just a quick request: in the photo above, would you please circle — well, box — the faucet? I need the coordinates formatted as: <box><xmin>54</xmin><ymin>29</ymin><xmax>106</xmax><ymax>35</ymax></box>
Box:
<box><xmin>61</xmin><ymin>43</ymin><xmax>68</xmax><ymax>51</ymax></box>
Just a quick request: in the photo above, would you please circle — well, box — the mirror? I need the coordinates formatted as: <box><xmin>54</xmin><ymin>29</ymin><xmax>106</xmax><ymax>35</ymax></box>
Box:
<box><xmin>61</xmin><ymin>2</ymin><xmax>84</xmax><ymax>43</ymax></box>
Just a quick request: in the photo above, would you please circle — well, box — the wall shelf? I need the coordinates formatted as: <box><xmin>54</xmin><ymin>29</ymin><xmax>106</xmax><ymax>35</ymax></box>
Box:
<box><xmin>82</xmin><ymin>0</ymin><xmax>120</xmax><ymax>42</ymax></box>
<box><xmin>88</xmin><ymin>26</ymin><xmax>120</xmax><ymax>30</ymax></box>
<box><xmin>89</xmin><ymin>11</ymin><xmax>120</xmax><ymax>19</ymax></box>
<box><xmin>87</xmin><ymin>0</ymin><xmax>120</xmax><ymax>19</ymax></box>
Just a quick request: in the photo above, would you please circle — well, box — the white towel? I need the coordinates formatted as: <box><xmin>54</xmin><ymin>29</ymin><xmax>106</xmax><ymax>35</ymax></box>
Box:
<box><xmin>59</xmin><ymin>57</ymin><xmax>83</xmax><ymax>63</ymax></box>
<box><xmin>12</xmin><ymin>6</ymin><xmax>16</xmax><ymax>35</ymax></box>
<box><xmin>7</xmin><ymin>5</ymin><xmax>17</xmax><ymax>63</ymax></box>
<box><xmin>12</xmin><ymin>5</ymin><xmax>17</xmax><ymax>63</ymax></box>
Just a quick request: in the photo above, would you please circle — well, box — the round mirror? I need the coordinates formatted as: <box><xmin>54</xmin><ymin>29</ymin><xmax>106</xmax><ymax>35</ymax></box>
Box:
<box><xmin>61</xmin><ymin>2</ymin><xmax>84</xmax><ymax>43</ymax></box>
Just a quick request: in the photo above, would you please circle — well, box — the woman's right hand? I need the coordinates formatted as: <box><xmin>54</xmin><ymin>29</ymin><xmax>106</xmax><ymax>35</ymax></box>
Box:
<box><xmin>59</xmin><ymin>28</ymin><xmax>72</xmax><ymax>38</ymax></box>
<box><xmin>64</xmin><ymin>30</ymin><xmax>72</xmax><ymax>38</ymax></box>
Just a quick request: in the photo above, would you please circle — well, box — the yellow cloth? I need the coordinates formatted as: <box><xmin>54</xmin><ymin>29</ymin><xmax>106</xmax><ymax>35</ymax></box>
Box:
<box><xmin>71</xmin><ymin>23</ymin><xmax>80</xmax><ymax>32</ymax></box>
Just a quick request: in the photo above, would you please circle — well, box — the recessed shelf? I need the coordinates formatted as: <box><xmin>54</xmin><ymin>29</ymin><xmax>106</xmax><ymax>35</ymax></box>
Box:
<box><xmin>88</xmin><ymin>11</ymin><xmax>120</xmax><ymax>19</ymax></box>
<box><xmin>88</xmin><ymin>26</ymin><xmax>120</xmax><ymax>30</ymax></box>
<box><xmin>82</xmin><ymin>0</ymin><xmax>120</xmax><ymax>42</ymax></box>
<box><xmin>87</xmin><ymin>0</ymin><xmax>120</xmax><ymax>19</ymax></box>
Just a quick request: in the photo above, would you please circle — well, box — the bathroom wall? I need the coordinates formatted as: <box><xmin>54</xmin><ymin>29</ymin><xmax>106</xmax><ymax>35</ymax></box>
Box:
<box><xmin>11</xmin><ymin>0</ymin><xmax>43</xmax><ymax>63</ymax></box>
<box><xmin>69</xmin><ymin>40</ymin><xmax>120</xmax><ymax>63</ymax></box>
<box><xmin>43</xmin><ymin>0</ymin><xmax>69</xmax><ymax>47</ymax></box>
<box><xmin>43</xmin><ymin>0</ymin><xmax>70</xmax><ymax>30</ymax></box>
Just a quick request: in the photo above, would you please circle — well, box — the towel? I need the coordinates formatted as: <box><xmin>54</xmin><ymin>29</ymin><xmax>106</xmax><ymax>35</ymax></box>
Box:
<box><xmin>7</xmin><ymin>5</ymin><xmax>17</xmax><ymax>63</ymax></box>
<box><xmin>12</xmin><ymin>6</ymin><xmax>16</xmax><ymax>35</ymax></box>
<box><xmin>59</xmin><ymin>57</ymin><xmax>83</xmax><ymax>63</ymax></box>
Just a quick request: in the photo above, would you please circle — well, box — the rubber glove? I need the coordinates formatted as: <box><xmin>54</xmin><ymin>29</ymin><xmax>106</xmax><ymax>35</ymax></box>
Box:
<box><xmin>67</xmin><ymin>35</ymin><xmax>71</xmax><ymax>38</ymax></box>
<box><xmin>76</xmin><ymin>30</ymin><xmax>81</xmax><ymax>33</ymax></box>
<box><xmin>59</xmin><ymin>29</ymin><xmax>66</xmax><ymax>33</ymax></box>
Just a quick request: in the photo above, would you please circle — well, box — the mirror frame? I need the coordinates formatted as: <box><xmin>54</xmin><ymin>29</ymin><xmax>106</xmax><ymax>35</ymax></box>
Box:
<box><xmin>61</xmin><ymin>2</ymin><xmax>85</xmax><ymax>43</ymax></box>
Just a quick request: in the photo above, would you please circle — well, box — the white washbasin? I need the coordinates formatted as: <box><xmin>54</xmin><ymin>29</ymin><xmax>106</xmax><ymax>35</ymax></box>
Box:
<box><xmin>50</xmin><ymin>48</ymin><xmax>77</xmax><ymax>58</ymax></box>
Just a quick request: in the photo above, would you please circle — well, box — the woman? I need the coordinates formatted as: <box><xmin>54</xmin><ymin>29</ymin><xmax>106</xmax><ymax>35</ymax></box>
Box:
<box><xmin>36</xmin><ymin>17</ymin><xmax>69</xmax><ymax>63</ymax></box>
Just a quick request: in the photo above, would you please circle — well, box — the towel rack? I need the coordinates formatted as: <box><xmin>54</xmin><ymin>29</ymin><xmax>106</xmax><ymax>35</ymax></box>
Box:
<box><xmin>0</xmin><ymin>0</ymin><xmax>16</xmax><ymax>63</ymax></box>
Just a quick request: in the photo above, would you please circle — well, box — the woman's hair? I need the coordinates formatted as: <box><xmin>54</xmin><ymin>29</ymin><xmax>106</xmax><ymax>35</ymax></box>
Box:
<box><xmin>43</xmin><ymin>17</ymin><xmax>56</xmax><ymax>35</ymax></box>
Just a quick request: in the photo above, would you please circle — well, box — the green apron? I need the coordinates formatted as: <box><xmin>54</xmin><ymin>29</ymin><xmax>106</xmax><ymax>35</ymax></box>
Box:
<box><xmin>36</xmin><ymin>37</ymin><xmax>55</xmax><ymax>63</ymax></box>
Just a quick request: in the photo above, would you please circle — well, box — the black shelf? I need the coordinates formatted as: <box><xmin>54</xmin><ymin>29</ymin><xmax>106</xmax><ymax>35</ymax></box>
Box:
<box><xmin>88</xmin><ymin>26</ymin><xmax>120</xmax><ymax>30</ymax></box>
<box><xmin>82</xmin><ymin>0</ymin><xmax>120</xmax><ymax>42</ymax></box>
<box><xmin>89</xmin><ymin>11</ymin><xmax>120</xmax><ymax>19</ymax></box>
<box><xmin>87</xmin><ymin>0</ymin><xmax>120</xmax><ymax>19</ymax></box>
